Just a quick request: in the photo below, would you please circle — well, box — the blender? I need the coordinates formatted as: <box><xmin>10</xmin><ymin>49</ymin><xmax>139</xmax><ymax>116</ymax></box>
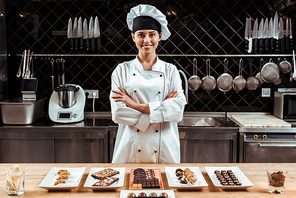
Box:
<box><xmin>48</xmin><ymin>84</ymin><xmax>85</xmax><ymax>123</ymax></box>
<box><xmin>48</xmin><ymin>58</ymin><xmax>85</xmax><ymax>123</ymax></box>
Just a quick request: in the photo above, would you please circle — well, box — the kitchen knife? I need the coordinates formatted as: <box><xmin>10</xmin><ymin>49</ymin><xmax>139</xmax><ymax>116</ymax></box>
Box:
<box><xmin>245</xmin><ymin>18</ymin><xmax>251</xmax><ymax>53</ymax></box>
<box><xmin>22</xmin><ymin>49</ymin><xmax>30</xmax><ymax>78</ymax></box>
<box><xmin>252</xmin><ymin>18</ymin><xmax>258</xmax><ymax>52</ymax></box>
<box><xmin>83</xmin><ymin>18</ymin><xmax>89</xmax><ymax>51</ymax></box>
<box><xmin>67</xmin><ymin>18</ymin><xmax>73</xmax><ymax>51</ymax></box>
<box><xmin>264</xmin><ymin>18</ymin><xmax>269</xmax><ymax>52</ymax></box>
<box><xmin>289</xmin><ymin>18</ymin><xmax>293</xmax><ymax>51</ymax></box>
<box><xmin>286</xmin><ymin>18</ymin><xmax>290</xmax><ymax>52</ymax></box>
<box><xmin>94</xmin><ymin>16</ymin><xmax>101</xmax><ymax>52</ymax></box>
<box><xmin>77</xmin><ymin>17</ymin><xmax>83</xmax><ymax>50</ymax></box>
<box><xmin>268</xmin><ymin>17</ymin><xmax>273</xmax><ymax>52</ymax></box>
<box><xmin>73</xmin><ymin>17</ymin><xmax>78</xmax><ymax>50</ymax></box>
<box><xmin>258</xmin><ymin>18</ymin><xmax>264</xmax><ymax>51</ymax></box>
<box><xmin>279</xmin><ymin>17</ymin><xmax>285</xmax><ymax>52</ymax></box>
<box><xmin>248</xmin><ymin>18</ymin><xmax>252</xmax><ymax>53</ymax></box>
<box><xmin>89</xmin><ymin>16</ymin><xmax>94</xmax><ymax>52</ymax></box>
<box><xmin>271</xmin><ymin>12</ymin><xmax>279</xmax><ymax>52</ymax></box>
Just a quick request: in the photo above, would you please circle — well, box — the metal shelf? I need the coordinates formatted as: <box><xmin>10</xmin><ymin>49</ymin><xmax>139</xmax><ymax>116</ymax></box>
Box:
<box><xmin>9</xmin><ymin>53</ymin><xmax>294</xmax><ymax>57</ymax></box>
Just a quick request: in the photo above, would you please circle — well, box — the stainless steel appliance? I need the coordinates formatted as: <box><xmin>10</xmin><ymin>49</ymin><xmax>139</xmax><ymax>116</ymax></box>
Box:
<box><xmin>48</xmin><ymin>84</ymin><xmax>85</xmax><ymax>123</ymax></box>
<box><xmin>239</xmin><ymin>127</ymin><xmax>296</xmax><ymax>163</ymax></box>
<box><xmin>274</xmin><ymin>88</ymin><xmax>296</xmax><ymax>121</ymax></box>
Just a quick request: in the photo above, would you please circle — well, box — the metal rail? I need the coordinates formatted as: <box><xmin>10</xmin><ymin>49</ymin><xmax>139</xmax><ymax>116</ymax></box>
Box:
<box><xmin>9</xmin><ymin>53</ymin><xmax>294</xmax><ymax>57</ymax></box>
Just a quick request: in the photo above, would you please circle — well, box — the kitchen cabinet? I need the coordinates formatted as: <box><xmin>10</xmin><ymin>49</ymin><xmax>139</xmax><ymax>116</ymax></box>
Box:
<box><xmin>179</xmin><ymin>126</ymin><xmax>238</xmax><ymax>163</ymax></box>
<box><xmin>0</xmin><ymin>128</ymin><xmax>54</xmax><ymax>163</ymax></box>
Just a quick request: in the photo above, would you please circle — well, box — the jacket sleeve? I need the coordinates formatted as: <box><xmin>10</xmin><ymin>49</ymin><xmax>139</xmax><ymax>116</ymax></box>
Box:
<box><xmin>110</xmin><ymin>65</ymin><xmax>150</xmax><ymax>132</ymax></box>
<box><xmin>148</xmin><ymin>66</ymin><xmax>187</xmax><ymax>123</ymax></box>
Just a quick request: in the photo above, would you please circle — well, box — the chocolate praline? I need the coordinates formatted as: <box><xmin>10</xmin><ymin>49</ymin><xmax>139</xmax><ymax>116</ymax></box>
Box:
<box><xmin>159</xmin><ymin>192</ymin><xmax>168</xmax><ymax>198</ymax></box>
<box><xmin>127</xmin><ymin>192</ymin><xmax>136</xmax><ymax>198</ymax></box>
<box><xmin>138</xmin><ymin>192</ymin><xmax>147</xmax><ymax>197</ymax></box>
<box><xmin>149</xmin><ymin>192</ymin><xmax>158</xmax><ymax>197</ymax></box>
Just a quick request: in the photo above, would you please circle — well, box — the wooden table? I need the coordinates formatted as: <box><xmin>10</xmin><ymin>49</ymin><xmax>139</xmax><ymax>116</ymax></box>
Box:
<box><xmin>0</xmin><ymin>163</ymin><xmax>295</xmax><ymax>197</ymax></box>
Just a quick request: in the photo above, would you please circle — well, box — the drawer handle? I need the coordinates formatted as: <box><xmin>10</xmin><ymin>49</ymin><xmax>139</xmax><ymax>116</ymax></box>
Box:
<box><xmin>258</xmin><ymin>143</ymin><xmax>296</xmax><ymax>147</ymax></box>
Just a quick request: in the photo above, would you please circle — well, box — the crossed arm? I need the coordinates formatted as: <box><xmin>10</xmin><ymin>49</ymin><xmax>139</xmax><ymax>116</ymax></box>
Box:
<box><xmin>111</xmin><ymin>87</ymin><xmax>178</xmax><ymax>114</ymax></box>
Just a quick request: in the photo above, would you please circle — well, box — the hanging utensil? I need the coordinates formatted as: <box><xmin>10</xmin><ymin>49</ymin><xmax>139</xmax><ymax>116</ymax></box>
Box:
<box><xmin>77</xmin><ymin>17</ymin><xmax>83</xmax><ymax>50</ymax></box>
<box><xmin>73</xmin><ymin>17</ymin><xmax>78</xmax><ymax>50</ymax></box>
<box><xmin>271</xmin><ymin>12</ymin><xmax>279</xmax><ymax>52</ymax></box>
<box><xmin>267</xmin><ymin>17</ymin><xmax>273</xmax><ymax>52</ymax></box>
<box><xmin>246</xmin><ymin>59</ymin><xmax>259</xmax><ymax>91</ymax></box>
<box><xmin>245</xmin><ymin>18</ymin><xmax>252</xmax><ymax>53</ymax></box>
<box><xmin>50</xmin><ymin>58</ymin><xmax>55</xmax><ymax>92</ymax></box>
<box><xmin>255</xmin><ymin>58</ymin><xmax>265</xmax><ymax>85</ymax></box>
<box><xmin>285</xmin><ymin>18</ymin><xmax>290</xmax><ymax>52</ymax></box>
<box><xmin>274</xmin><ymin>58</ymin><xmax>282</xmax><ymax>85</ymax></box>
<box><xmin>16</xmin><ymin>50</ymin><xmax>25</xmax><ymax>78</ymax></box>
<box><xmin>263</xmin><ymin>18</ymin><xmax>269</xmax><ymax>52</ymax></box>
<box><xmin>83</xmin><ymin>18</ymin><xmax>89</xmax><ymax>51</ymax></box>
<box><xmin>252</xmin><ymin>18</ymin><xmax>258</xmax><ymax>53</ymax></box>
<box><xmin>24</xmin><ymin>51</ymin><xmax>33</xmax><ymax>78</ymax></box>
<box><xmin>56</xmin><ymin>58</ymin><xmax>61</xmax><ymax>86</ymax></box>
<box><xmin>279</xmin><ymin>17</ymin><xmax>285</xmax><ymax>53</ymax></box>
<box><xmin>258</xmin><ymin>18</ymin><xmax>264</xmax><ymax>51</ymax></box>
<box><xmin>60</xmin><ymin>58</ymin><xmax>65</xmax><ymax>85</ymax></box>
<box><xmin>279</xmin><ymin>57</ymin><xmax>292</xmax><ymax>74</ymax></box>
<box><xmin>261</xmin><ymin>58</ymin><xmax>280</xmax><ymax>83</ymax></box>
<box><xmin>293</xmin><ymin>50</ymin><xmax>296</xmax><ymax>80</ymax></box>
<box><xmin>217</xmin><ymin>58</ymin><xmax>233</xmax><ymax>94</ymax></box>
<box><xmin>188</xmin><ymin>58</ymin><xmax>201</xmax><ymax>92</ymax></box>
<box><xmin>89</xmin><ymin>16</ymin><xmax>95</xmax><ymax>52</ymax></box>
<box><xmin>201</xmin><ymin>59</ymin><xmax>216</xmax><ymax>93</ymax></box>
<box><xmin>22</xmin><ymin>49</ymin><xmax>30</xmax><ymax>78</ymax></box>
<box><xmin>94</xmin><ymin>16</ymin><xmax>101</xmax><ymax>52</ymax></box>
<box><xmin>233</xmin><ymin>58</ymin><xmax>246</xmax><ymax>92</ymax></box>
<box><xmin>67</xmin><ymin>18</ymin><xmax>73</xmax><ymax>51</ymax></box>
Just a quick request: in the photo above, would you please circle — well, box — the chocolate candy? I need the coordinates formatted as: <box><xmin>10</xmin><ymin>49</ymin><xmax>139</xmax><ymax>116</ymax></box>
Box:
<box><xmin>159</xmin><ymin>192</ymin><xmax>168</xmax><ymax>198</ymax></box>
<box><xmin>214</xmin><ymin>170</ymin><xmax>241</xmax><ymax>186</ymax></box>
<box><xmin>138</xmin><ymin>192</ymin><xmax>147</xmax><ymax>197</ymax></box>
<box><xmin>127</xmin><ymin>192</ymin><xmax>136</xmax><ymax>198</ymax></box>
<box><xmin>149</xmin><ymin>192</ymin><xmax>158</xmax><ymax>197</ymax></box>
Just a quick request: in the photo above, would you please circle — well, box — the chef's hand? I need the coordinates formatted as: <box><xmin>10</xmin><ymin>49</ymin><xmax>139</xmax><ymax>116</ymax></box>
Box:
<box><xmin>112</xmin><ymin>87</ymin><xmax>137</xmax><ymax>107</ymax></box>
<box><xmin>165</xmin><ymin>91</ymin><xmax>178</xmax><ymax>100</ymax></box>
<box><xmin>112</xmin><ymin>87</ymin><xmax>150</xmax><ymax>114</ymax></box>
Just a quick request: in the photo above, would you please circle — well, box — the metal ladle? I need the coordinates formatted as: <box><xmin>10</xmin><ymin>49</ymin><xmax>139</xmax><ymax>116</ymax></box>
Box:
<box><xmin>232</xmin><ymin>58</ymin><xmax>246</xmax><ymax>92</ymax></box>
<box><xmin>255</xmin><ymin>58</ymin><xmax>265</xmax><ymax>85</ymax></box>
<box><xmin>201</xmin><ymin>58</ymin><xmax>216</xmax><ymax>93</ymax></box>
<box><xmin>188</xmin><ymin>58</ymin><xmax>202</xmax><ymax>92</ymax></box>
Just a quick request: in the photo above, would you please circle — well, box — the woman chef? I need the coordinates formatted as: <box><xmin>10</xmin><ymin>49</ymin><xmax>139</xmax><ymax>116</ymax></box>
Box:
<box><xmin>110</xmin><ymin>4</ymin><xmax>187</xmax><ymax>163</ymax></box>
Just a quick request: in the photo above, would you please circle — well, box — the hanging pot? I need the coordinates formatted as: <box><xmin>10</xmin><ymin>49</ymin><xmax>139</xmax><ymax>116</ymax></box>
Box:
<box><xmin>188</xmin><ymin>58</ymin><xmax>202</xmax><ymax>92</ymax></box>
<box><xmin>274</xmin><ymin>58</ymin><xmax>282</xmax><ymax>85</ymax></box>
<box><xmin>279</xmin><ymin>58</ymin><xmax>292</xmax><ymax>74</ymax></box>
<box><xmin>246</xmin><ymin>59</ymin><xmax>259</xmax><ymax>90</ymax></box>
<box><xmin>201</xmin><ymin>58</ymin><xmax>216</xmax><ymax>93</ymax></box>
<box><xmin>261</xmin><ymin>58</ymin><xmax>280</xmax><ymax>83</ymax></box>
<box><xmin>233</xmin><ymin>58</ymin><xmax>246</xmax><ymax>92</ymax></box>
<box><xmin>217</xmin><ymin>58</ymin><xmax>233</xmax><ymax>93</ymax></box>
<box><xmin>255</xmin><ymin>58</ymin><xmax>265</xmax><ymax>85</ymax></box>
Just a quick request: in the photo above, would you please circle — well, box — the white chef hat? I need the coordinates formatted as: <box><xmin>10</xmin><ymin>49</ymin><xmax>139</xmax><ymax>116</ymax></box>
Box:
<box><xmin>127</xmin><ymin>4</ymin><xmax>171</xmax><ymax>40</ymax></box>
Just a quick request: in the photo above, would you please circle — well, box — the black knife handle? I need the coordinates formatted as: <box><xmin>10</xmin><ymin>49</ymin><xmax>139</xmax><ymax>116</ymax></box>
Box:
<box><xmin>91</xmin><ymin>38</ymin><xmax>95</xmax><ymax>52</ymax></box>
<box><xmin>291</xmin><ymin>38</ymin><xmax>293</xmax><ymax>50</ymax></box>
<box><xmin>265</xmin><ymin>38</ymin><xmax>269</xmax><ymax>52</ymax></box>
<box><xmin>80</xmin><ymin>38</ymin><xmax>83</xmax><ymax>50</ymax></box>
<box><xmin>253</xmin><ymin>38</ymin><xmax>258</xmax><ymax>53</ymax></box>
<box><xmin>286</xmin><ymin>36</ymin><xmax>290</xmax><ymax>52</ymax></box>
<box><xmin>259</xmin><ymin>38</ymin><xmax>264</xmax><ymax>52</ymax></box>
<box><xmin>271</xmin><ymin>38</ymin><xmax>275</xmax><ymax>52</ymax></box>
<box><xmin>280</xmin><ymin>38</ymin><xmax>286</xmax><ymax>52</ymax></box>
<box><xmin>245</xmin><ymin>39</ymin><xmax>249</xmax><ymax>53</ymax></box>
<box><xmin>97</xmin><ymin>37</ymin><xmax>101</xmax><ymax>52</ymax></box>
<box><xmin>275</xmin><ymin>39</ymin><xmax>278</xmax><ymax>52</ymax></box>
<box><xmin>74</xmin><ymin>38</ymin><xmax>78</xmax><ymax>50</ymax></box>
<box><xmin>85</xmin><ymin>39</ymin><xmax>89</xmax><ymax>51</ymax></box>
<box><xmin>69</xmin><ymin>38</ymin><xmax>73</xmax><ymax>51</ymax></box>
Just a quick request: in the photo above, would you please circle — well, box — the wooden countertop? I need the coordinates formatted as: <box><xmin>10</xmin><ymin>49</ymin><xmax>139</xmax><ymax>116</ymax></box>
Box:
<box><xmin>0</xmin><ymin>163</ymin><xmax>295</xmax><ymax>198</ymax></box>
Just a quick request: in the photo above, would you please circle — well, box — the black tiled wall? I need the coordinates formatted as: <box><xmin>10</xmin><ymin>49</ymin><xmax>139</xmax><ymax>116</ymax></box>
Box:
<box><xmin>5</xmin><ymin>0</ymin><xmax>296</xmax><ymax>112</ymax></box>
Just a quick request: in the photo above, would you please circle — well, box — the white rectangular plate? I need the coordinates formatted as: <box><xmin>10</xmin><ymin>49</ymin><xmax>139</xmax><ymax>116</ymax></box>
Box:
<box><xmin>165</xmin><ymin>167</ymin><xmax>208</xmax><ymax>190</ymax></box>
<box><xmin>120</xmin><ymin>190</ymin><xmax>175</xmax><ymax>198</ymax></box>
<box><xmin>84</xmin><ymin>167</ymin><xmax>125</xmax><ymax>190</ymax></box>
<box><xmin>39</xmin><ymin>167</ymin><xmax>86</xmax><ymax>190</ymax></box>
<box><xmin>205</xmin><ymin>166</ymin><xmax>254</xmax><ymax>190</ymax></box>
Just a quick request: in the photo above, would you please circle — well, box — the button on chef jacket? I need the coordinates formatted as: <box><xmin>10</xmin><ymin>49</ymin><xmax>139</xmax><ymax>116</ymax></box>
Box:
<box><xmin>110</xmin><ymin>57</ymin><xmax>187</xmax><ymax>163</ymax></box>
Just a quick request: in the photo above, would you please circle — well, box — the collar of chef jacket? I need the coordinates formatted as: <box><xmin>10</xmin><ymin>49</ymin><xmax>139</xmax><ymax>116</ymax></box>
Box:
<box><xmin>133</xmin><ymin>56</ymin><xmax>163</xmax><ymax>73</ymax></box>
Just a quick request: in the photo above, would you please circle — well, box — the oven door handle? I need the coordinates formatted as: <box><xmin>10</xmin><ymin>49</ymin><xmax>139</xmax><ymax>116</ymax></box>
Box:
<box><xmin>258</xmin><ymin>143</ymin><xmax>296</xmax><ymax>147</ymax></box>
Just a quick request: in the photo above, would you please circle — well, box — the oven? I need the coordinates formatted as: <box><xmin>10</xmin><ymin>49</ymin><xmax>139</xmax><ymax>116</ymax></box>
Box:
<box><xmin>239</xmin><ymin>127</ymin><xmax>296</xmax><ymax>163</ymax></box>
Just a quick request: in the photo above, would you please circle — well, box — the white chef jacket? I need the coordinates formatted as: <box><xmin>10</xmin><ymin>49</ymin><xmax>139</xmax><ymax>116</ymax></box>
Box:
<box><xmin>110</xmin><ymin>57</ymin><xmax>187</xmax><ymax>163</ymax></box>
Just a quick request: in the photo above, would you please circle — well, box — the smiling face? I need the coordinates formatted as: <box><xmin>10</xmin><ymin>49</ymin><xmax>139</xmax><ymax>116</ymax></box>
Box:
<box><xmin>132</xmin><ymin>30</ymin><xmax>162</xmax><ymax>56</ymax></box>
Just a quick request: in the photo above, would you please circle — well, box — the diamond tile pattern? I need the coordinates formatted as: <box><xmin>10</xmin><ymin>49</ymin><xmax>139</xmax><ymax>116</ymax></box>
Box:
<box><xmin>5</xmin><ymin>0</ymin><xmax>296</xmax><ymax>112</ymax></box>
